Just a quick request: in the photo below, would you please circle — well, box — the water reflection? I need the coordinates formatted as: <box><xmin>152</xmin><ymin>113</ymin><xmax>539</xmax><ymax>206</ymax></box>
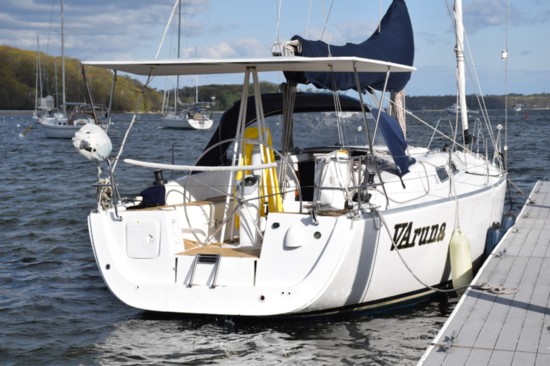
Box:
<box><xmin>92</xmin><ymin>294</ymin><xmax>454</xmax><ymax>365</ymax></box>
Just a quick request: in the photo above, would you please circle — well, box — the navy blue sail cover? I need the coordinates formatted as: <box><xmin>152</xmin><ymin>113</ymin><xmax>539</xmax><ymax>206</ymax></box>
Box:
<box><xmin>372</xmin><ymin>108</ymin><xmax>412</xmax><ymax>175</ymax></box>
<box><xmin>285</xmin><ymin>0</ymin><xmax>414</xmax><ymax>92</ymax></box>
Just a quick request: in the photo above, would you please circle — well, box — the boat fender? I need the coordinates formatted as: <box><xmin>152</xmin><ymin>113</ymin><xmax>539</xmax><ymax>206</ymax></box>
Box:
<box><xmin>449</xmin><ymin>229</ymin><xmax>473</xmax><ymax>295</ymax></box>
<box><xmin>484</xmin><ymin>222</ymin><xmax>503</xmax><ymax>257</ymax></box>
<box><xmin>72</xmin><ymin>123</ymin><xmax>112</xmax><ymax>161</ymax></box>
<box><xmin>501</xmin><ymin>211</ymin><xmax>516</xmax><ymax>233</ymax></box>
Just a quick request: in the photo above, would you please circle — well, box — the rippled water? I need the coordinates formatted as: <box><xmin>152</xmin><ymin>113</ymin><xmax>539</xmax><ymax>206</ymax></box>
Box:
<box><xmin>1</xmin><ymin>109</ymin><xmax>547</xmax><ymax>365</ymax></box>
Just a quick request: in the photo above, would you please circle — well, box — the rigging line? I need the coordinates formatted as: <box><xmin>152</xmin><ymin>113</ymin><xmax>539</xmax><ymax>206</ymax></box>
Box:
<box><xmin>462</xmin><ymin>34</ymin><xmax>497</xmax><ymax>147</ymax></box>
<box><xmin>373</xmin><ymin>207</ymin><xmax>469</xmax><ymax>294</ymax></box>
<box><xmin>378</xmin><ymin>0</ymin><xmax>382</xmax><ymax>33</ymax></box>
<box><xmin>507</xmin><ymin>178</ymin><xmax>534</xmax><ymax>204</ymax></box>
<box><xmin>369</xmin><ymin>162</ymin><xmax>432</xmax><ymax>205</ymax></box>
<box><xmin>447</xmin><ymin>0</ymin><xmax>497</xmax><ymax>148</ymax></box>
<box><xmin>111</xmin><ymin>69</ymin><xmax>155</xmax><ymax>173</ymax></box>
<box><xmin>320</xmin><ymin>0</ymin><xmax>335</xmax><ymax>52</ymax></box>
<box><xmin>305</xmin><ymin>0</ymin><xmax>312</xmax><ymax>37</ymax></box>
<box><xmin>364</xmin><ymin>88</ymin><xmax>391</xmax><ymax>208</ymax></box>
<box><xmin>275</xmin><ymin>0</ymin><xmax>282</xmax><ymax>43</ymax></box>
<box><xmin>46</xmin><ymin>0</ymin><xmax>56</xmax><ymax>55</ymax></box>
<box><xmin>329</xmin><ymin>83</ymin><xmax>345</xmax><ymax>147</ymax></box>
<box><xmin>371</xmin><ymin>70</ymin><xmax>392</xmax><ymax>142</ymax></box>
<box><xmin>458</xmin><ymin>18</ymin><xmax>506</xmax><ymax>173</ymax></box>
<box><xmin>377</xmin><ymin>91</ymin><xmax>467</xmax><ymax>150</ymax></box>
<box><xmin>155</xmin><ymin>0</ymin><xmax>179</xmax><ymax>59</ymax></box>
<box><xmin>366</xmin><ymin>89</ymin><xmax>382</xmax><ymax>138</ymax></box>
<box><xmin>352</xmin><ymin>66</ymin><xmax>375</xmax><ymax>155</ymax></box>
<box><xmin>177</xmin><ymin>0</ymin><xmax>182</xmax><ymax>59</ymax></box>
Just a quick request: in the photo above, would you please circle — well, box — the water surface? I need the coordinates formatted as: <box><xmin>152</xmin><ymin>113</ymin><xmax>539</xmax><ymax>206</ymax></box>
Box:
<box><xmin>1</xmin><ymin>110</ymin><xmax>547</xmax><ymax>365</ymax></box>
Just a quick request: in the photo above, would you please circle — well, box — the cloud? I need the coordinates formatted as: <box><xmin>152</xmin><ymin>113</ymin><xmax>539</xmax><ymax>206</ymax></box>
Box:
<box><xmin>462</xmin><ymin>0</ymin><xmax>508</xmax><ymax>33</ymax></box>
<box><xmin>0</xmin><ymin>0</ymin><xmax>217</xmax><ymax>61</ymax></box>
<box><xmin>333</xmin><ymin>20</ymin><xmax>378</xmax><ymax>44</ymax></box>
<box><xmin>463</xmin><ymin>0</ymin><xmax>549</xmax><ymax>34</ymax></box>
<box><xmin>196</xmin><ymin>38</ymin><xmax>267</xmax><ymax>59</ymax></box>
<box><xmin>0</xmin><ymin>0</ymin><xmax>547</xmax><ymax>95</ymax></box>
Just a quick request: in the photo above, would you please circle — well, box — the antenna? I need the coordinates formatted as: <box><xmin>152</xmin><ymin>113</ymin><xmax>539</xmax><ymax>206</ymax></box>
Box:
<box><xmin>501</xmin><ymin>0</ymin><xmax>510</xmax><ymax>166</ymax></box>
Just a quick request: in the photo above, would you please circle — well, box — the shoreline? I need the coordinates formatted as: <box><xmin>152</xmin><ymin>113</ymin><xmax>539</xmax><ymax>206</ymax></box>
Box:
<box><xmin>0</xmin><ymin>110</ymin><xmax>33</xmax><ymax>115</ymax></box>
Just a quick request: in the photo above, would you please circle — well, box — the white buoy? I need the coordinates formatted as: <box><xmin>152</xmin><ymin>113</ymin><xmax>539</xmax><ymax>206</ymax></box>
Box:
<box><xmin>449</xmin><ymin>228</ymin><xmax>473</xmax><ymax>295</ymax></box>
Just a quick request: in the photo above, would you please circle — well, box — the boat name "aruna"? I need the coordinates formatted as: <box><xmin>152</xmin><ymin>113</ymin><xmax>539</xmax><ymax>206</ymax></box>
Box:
<box><xmin>391</xmin><ymin>222</ymin><xmax>446</xmax><ymax>250</ymax></box>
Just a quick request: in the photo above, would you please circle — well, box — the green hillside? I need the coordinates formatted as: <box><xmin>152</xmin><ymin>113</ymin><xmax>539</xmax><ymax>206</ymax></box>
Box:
<box><xmin>1</xmin><ymin>44</ymin><xmax>548</xmax><ymax>112</ymax></box>
<box><xmin>0</xmin><ymin>45</ymin><xmax>284</xmax><ymax>112</ymax></box>
<box><xmin>0</xmin><ymin>44</ymin><xmax>162</xmax><ymax>112</ymax></box>
<box><xmin>0</xmin><ymin>45</ymin><xmax>36</xmax><ymax>109</ymax></box>
<box><xmin>405</xmin><ymin>94</ymin><xmax>550</xmax><ymax>111</ymax></box>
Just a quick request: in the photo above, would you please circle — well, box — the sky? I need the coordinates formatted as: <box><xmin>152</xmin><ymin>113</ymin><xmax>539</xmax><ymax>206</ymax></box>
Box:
<box><xmin>1</xmin><ymin>0</ymin><xmax>548</xmax><ymax>96</ymax></box>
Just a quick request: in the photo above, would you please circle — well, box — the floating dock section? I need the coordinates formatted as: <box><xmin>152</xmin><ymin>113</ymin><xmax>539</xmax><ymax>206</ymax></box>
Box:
<box><xmin>419</xmin><ymin>180</ymin><xmax>550</xmax><ymax>365</ymax></box>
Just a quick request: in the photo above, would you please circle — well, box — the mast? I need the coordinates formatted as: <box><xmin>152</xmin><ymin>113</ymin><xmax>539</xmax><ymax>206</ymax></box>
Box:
<box><xmin>34</xmin><ymin>35</ymin><xmax>40</xmax><ymax>117</ymax></box>
<box><xmin>454</xmin><ymin>0</ymin><xmax>470</xmax><ymax>145</ymax></box>
<box><xmin>195</xmin><ymin>76</ymin><xmax>198</xmax><ymax>103</ymax></box>
<box><xmin>194</xmin><ymin>47</ymin><xmax>198</xmax><ymax>103</ymax></box>
<box><xmin>175</xmin><ymin>0</ymin><xmax>181</xmax><ymax>112</ymax></box>
<box><xmin>38</xmin><ymin>36</ymin><xmax>43</xmax><ymax>99</ymax></box>
<box><xmin>61</xmin><ymin>0</ymin><xmax>66</xmax><ymax>114</ymax></box>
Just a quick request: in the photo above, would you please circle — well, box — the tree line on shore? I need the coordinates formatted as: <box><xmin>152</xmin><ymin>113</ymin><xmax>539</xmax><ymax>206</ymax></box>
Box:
<box><xmin>1</xmin><ymin>44</ymin><xmax>548</xmax><ymax>113</ymax></box>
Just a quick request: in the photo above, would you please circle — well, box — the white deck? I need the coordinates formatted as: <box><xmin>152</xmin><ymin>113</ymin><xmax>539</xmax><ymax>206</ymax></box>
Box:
<box><xmin>419</xmin><ymin>180</ymin><xmax>550</xmax><ymax>365</ymax></box>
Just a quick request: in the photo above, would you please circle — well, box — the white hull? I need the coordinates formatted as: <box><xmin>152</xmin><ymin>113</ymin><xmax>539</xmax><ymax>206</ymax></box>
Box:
<box><xmin>188</xmin><ymin>115</ymin><xmax>214</xmax><ymax>130</ymax></box>
<box><xmin>80</xmin><ymin>0</ymin><xmax>508</xmax><ymax>317</ymax></box>
<box><xmin>160</xmin><ymin>114</ymin><xmax>188</xmax><ymax>129</ymax></box>
<box><xmin>39</xmin><ymin>118</ymin><xmax>94</xmax><ymax>139</ymax></box>
<box><xmin>160</xmin><ymin>113</ymin><xmax>213</xmax><ymax>130</ymax></box>
<box><xmin>88</xmin><ymin>148</ymin><xmax>506</xmax><ymax>316</ymax></box>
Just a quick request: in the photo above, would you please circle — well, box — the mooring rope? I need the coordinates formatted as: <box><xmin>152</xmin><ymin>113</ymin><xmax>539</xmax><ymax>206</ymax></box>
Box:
<box><xmin>373</xmin><ymin>207</ymin><xmax>517</xmax><ymax>296</ymax></box>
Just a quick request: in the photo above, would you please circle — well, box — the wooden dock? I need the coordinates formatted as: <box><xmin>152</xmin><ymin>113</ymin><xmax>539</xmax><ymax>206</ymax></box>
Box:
<box><xmin>419</xmin><ymin>180</ymin><xmax>550</xmax><ymax>365</ymax></box>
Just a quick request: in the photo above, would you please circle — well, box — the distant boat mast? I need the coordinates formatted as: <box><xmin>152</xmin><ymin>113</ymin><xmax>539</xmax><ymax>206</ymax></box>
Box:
<box><xmin>61</xmin><ymin>0</ymin><xmax>66</xmax><ymax>114</ymax></box>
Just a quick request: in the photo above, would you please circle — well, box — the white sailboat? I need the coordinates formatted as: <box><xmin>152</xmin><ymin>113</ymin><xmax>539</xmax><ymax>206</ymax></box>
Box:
<box><xmin>513</xmin><ymin>103</ymin><xmax>525</xmax><ymax>112</ymax></box>
<box><xmin>185</xmin><ymin>86</ymin><xmax>215</xmax><ymax>130</ymax></box>
<box><xmin>38</xmin><ymin>0</ymin><xmax>99</xmax><ymax>139</ymax></box>
<box><xmin>78</xmin><ymin>0</ymin><xmax>508</xmax><ymax>316</ymax></box>
<box><xmin>446</xmin><ymin>102</ymin><xmax>479</xmax><ymax>115</ymax></box>
<box><xmin>159</xmin><ymin>0</ymin><xmax>214</xmax><ymax>130</ymax></box>
<box><xmin>161</xmin><ymin>83</ymin><xmax>215</xmax><ymax>130</ymax></box>
<box><xmin>159</xmin><ymin>0</ymin><xmax>187</xmax><ymax>128</ymax></box>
